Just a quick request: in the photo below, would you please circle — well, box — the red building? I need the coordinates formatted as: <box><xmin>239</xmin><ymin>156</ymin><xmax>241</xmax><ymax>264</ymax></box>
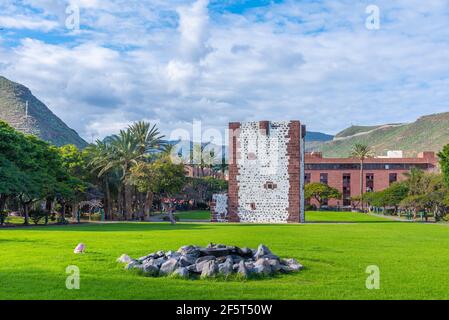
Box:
<box><xmin>304</xmin><ymin>151</ymin><xmax>439</xmax><ymax>208</ymax></box>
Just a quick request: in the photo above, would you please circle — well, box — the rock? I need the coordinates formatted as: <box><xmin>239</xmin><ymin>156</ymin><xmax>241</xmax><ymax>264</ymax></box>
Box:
<box><xmin>218</xmin><ymin>258</ymin><xmax>234</xmax><ymax>276</ymax></box>
<box><xmin>201</xmin><ymin>260</ymin><xmax>218</xmax><ymax>278</ymax></box>
<box><xmin>179</xmin><ymin>255</ymin><xmax>196</xmax><ymax>267</ymax></box>
<box><xmin>173</xmin><ymin>267</ymin><xmax>190</xmax><ymax>279</ymax></box>
<box><xmin>244</xmin><ymin>262</ymin><xmax>255</xmax><ymax>272</ymax></box>
<box><xmin>117</xmin><ymin>254</ymin><xmax>133</xmax><ymax>264</ymax></box>
<box><xmin>284</xmin><ymin>258</ymin><xmax>303</xmax><ymax>272</ymax></box>
<box><xmin>267</xmin><ymin>259</ymin><xmax>282</xmax><ymax>272</ymax></box>
<box><xmin>152</xmin><ymin>257</ymin><xmax>167</xmax><ymax>268</ymax></box>
<box><xmin>196</xmin><ymin>257</ymin><xmax>216</xmax><ymax>273</ymax></box>
<box><xmin>156</xmin><ymin>250</ymin><xmax>165</xmax><ymax>257</ymax></box>
<box><xmin>263</xmin><ymin>254</ymin><xmax>280</xmax><ymax>261</ymax></box>
<box><xmin>279</xmin><ymin>265</ymin><xmax>292</xmax><ymax>273</ymax></box>
<box><xmin>125</xmin><ymin>261</ymin><xmax>140</xmax><ymax>270</ymax></box>
<box><xmin>195</xmin><ymin>255</ymin><xmax>216</xmax><ymax>264</ymax></box>
<box><xmin>254</xmin><ymin>259</ymin><xmax>272</xmax><ymax>276</ymax></box>
<box><xmin>230</xmin><ymin>255</ymin><xmax>243</xmax><ymax>263</ymax></box>
<box><xmin>253</xmin><ymin>244</ymin><xmax>272</xmax><ymax>260</ymax></box>
<box><xmin>187</xmin><ymin>264</ymin><xmax>199</xmax><ymax>273</ymax></box>
<box><xmin>74</xmin><ymin>243</ymin><xmax>85</xmax><ymax>254</ymax></box>
<box><xmin>216</xmin><ymin>244</ymin><xmax>227</xmax><ymax>249</ymax></box>
<box><xmin>199</xmin><ymin>248</ymin><xmax>230</xmax><ymax>257</ymax></box>
<box><xmin>237</xmin><ymin>247</ymin><xmax>253</xmax><ymax>257</ymax></box>
<box><xmin>237</xmin><ymin>260</ymin><xmax>249</xmax><ymax>278</ymax></box>
<box><xmin>166</xmin><ymin>250</ymin><xmax>181</xmax><ymax>259</ymax></box>
<box><xmin>177</xmin><ymin>245</ymin><xmax>200</xmax><ymax>257</ymax></box>
<box><xmin>142</xmin><ymin>262</ymin><xmax>159</xmax><ymax>276</ymax></box>
<box><xmin>159</xmin><ymin>258</ymin><xmax>179</xmax><ymax>275</ymax></box>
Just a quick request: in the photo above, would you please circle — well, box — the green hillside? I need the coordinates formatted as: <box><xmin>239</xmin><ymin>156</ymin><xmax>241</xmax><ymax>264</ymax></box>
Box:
<box><xmin>334</xmin><ymin>125</ymin><xmax>383</xmax><ymax>138</ymax></box>
<box><xmin>317</xmin><ymin>112</ymin><xmax>449</xmax><ymax>157</ymax></box>
<box><xmin>0</xmin><ymin>76</ymin><xmax>87</xmax><ymax>149</ymax></box>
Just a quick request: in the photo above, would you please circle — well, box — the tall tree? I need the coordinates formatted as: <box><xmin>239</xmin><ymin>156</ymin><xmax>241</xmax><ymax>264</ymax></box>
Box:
<box><xmin>438</xmin><ymin>144</ymin><xmax>449</xmax><ymax>188</ymax></box>
<box><xmin>350</xmin><ymin>144</ymin><xmax>374</xmax><ymax>211</ymax></box>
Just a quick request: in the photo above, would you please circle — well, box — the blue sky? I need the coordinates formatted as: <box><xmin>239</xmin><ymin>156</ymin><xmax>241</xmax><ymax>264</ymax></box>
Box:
<box><xmin>1</xmin><ymin>0</ymin><xmax>449</xmax><ymax>141</ymax></box>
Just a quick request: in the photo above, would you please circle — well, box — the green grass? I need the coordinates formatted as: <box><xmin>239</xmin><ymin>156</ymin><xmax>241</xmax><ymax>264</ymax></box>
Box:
<box><xmin>305</xmin><ymin>211</ymin><xmax>393</xmax><ymax>223</ymax></box>
<box><xmin>1</xmin><ymin>212</ymin><xmax>449</xmax><ymax>300</ymax></box>
<box><xmin>175</xmin><ymin>210</ymin><xmax>210</xmax><ymax>220</ymax></box>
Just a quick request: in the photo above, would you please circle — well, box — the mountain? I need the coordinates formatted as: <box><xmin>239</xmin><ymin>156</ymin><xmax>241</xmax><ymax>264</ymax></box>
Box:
<box><xmin>306</xmin><ymin>131</ymin><xmax>334</xmax><ymax>142</ymax></box>
<box><xmin>0</xmin><ymin>76</ymin><xmax>87</xmax><ymax>149</ymax></box>
<box><xmin>312</xmin><ymin>112</ymin><xmax>449</xmax><ymax>157</ymax></box>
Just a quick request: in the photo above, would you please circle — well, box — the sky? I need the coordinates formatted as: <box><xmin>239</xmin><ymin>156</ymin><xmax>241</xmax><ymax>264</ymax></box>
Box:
<box><xmin>1</xmin><ymin>0</ymin><xmax>449</xmax><ymax>143</ymax></box>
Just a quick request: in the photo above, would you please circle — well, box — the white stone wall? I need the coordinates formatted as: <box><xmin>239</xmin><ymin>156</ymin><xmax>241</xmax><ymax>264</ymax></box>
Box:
<box><xmin>236</xmin><ymin>121</ymin><xmax>291</xmax><ymax>223</ymax></box>
<box><xmin>212</xmin><ymin>193</ymin><xmax>228</xmax><ymax>222</ymax></box>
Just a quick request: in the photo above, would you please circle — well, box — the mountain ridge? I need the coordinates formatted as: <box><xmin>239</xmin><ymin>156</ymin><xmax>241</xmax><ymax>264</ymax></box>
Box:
<box><xmin>312</xmin><ymin>112</ymin><xmax>449</xmax><ymax>157</ymax></box>
<box><xmin>0</xmin><ymin>76</ymin><xmax>88</xmax><ymax>149</ymax></box>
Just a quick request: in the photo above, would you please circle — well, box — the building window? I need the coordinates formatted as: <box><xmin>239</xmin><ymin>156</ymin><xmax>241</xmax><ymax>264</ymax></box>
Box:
<box><xmin>320</xmin><ymin>173</ymin><xmax>328</xmax><ymax>185</ymax></box>
<box><xmin>305</xmin><ymin>173</ymin><xmax>311</xmax><ymax>184</ymax></box>
<box><xmin>366</xmin><ymin>173</ymin><xmax>374</xmax><ymax>192</ymax></box>
<box><xmin>343</xmin><ymin>174</ymin><xmax>351</xmax><ymax>206</ymax></box>
<box><xmin>264</xmin><ymin>182</ymin><xmax>277</xmax><ymax>190</ymax></box>
<box><xmin>389</xmin><ymin>173</ymin><xmax>397</xmax><ymax>185</ymax></box>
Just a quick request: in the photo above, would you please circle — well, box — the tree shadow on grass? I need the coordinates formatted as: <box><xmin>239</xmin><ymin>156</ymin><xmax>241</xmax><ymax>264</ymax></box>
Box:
<box><xmin>0</xmin><ymin>222</ymin><xmax>211</xmax><ymax>233</ymax></box>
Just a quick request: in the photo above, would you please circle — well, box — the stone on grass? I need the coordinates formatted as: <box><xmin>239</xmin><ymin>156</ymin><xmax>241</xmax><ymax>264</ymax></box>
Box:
<box><xmin>201</xmin><ymin>260</ymin><xmax>218</xmax><ymax>278</ymax></box>
<box><xmin>125</xmin><ymin>260</ymin><xmax>140</xmax><ymax>270</ymax></box>
<box><xmin>237</xmin><ymin>260</ymin><xmax>249</xmax><ymax>278</ymax></box>
<box><xmin>142</xmin><ymin>263</ymin><xmax>159</xmax><ymax>276</ymax></box>
<box><xmin>267</xmin><ymin>259</ymin><xmax>282</xmax><ymax>272</ymax></box>
<box><xmin>253</xmin><ymin>244</ymin><xmax>272</xmax><ymax>260</ymax></box>
<box><xmin>159</xmin><ymin>258</ymin><xmax>179</xmax><ymax>275</ymax></box>
<box><xmin>173</xmin><ymin>267</ymin><xmax>190</xmax><ymax>279</ymax></box>
<box><xmin>284</xmin><ymin>258</ymin><xmax>303</xmax><ymax>272</ymax></box>
<box><xmin>179</xmin><ymin>255</ymin><xmax>196</xmax><ymax>267</ymax></box>
<box><xmin>254</xmin><ymin>259</ymin><xmax>272</xmax><ymax>276</ymax></box>
<box><xmin>120</xmin><ymin>243</ymin><xmax>303</xmax><ymax>280</ymax></box>
<box><xmin>117</xmin><ymin>254</ymin><xmax>133</xmax><ymax>264</ymax></box>
<box><xmin>74</xmin><ymin>243</ymin><xmax>85</xmax><ymax>254</ymax></box>
<box><xmin>218</xmin><ymin>258</ymin><xmax>234</xmax><ymax>276</ymax></box>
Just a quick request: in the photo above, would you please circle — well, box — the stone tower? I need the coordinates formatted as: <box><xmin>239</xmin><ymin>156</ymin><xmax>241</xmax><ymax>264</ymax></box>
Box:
<box><xmin>226</xmin><ymin>120</ymin><xmax>306</xmax><ymax>223</ymax></box>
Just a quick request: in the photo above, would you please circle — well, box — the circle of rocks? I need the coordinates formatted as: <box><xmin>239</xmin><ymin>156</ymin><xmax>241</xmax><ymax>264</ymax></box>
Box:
<box><xmin>117</xmin><ymin>243</ymin><xmax>303</xmax><ymax>279</ymax></box>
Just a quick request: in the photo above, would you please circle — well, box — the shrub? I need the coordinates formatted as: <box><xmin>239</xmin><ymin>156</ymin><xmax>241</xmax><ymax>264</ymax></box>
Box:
<box><xmin>0</xmin><ymin>210</ymin><xmax>10</xmax><ymax>226</ymax></box>
<box><xmin>90</xmin><ymin>213</ymin><xmax>102</xmax><ymax>221</ymax></box>
<box><xmin>29</xmin><ymin>209</ymin><xmax>46</xmax><ymax>225</ymax></box>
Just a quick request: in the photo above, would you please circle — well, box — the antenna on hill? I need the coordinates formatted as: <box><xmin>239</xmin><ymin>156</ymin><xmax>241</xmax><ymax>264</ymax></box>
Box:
<box><xmin>25</xmin><ymin>100</ymin><xmax>29</xmax><ymax>119</ymax></box>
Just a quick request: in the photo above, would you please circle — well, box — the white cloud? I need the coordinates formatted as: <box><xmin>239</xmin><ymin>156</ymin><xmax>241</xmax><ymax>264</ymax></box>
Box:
<box><xmin>1</xmin><ymin>0</ymin><xmax>449</xmax><ymax>141</ymax></box>
<box><xmin>0</xmin><ymin>15</ymin><xmax>58</xmax><ymax>31</ymax></box>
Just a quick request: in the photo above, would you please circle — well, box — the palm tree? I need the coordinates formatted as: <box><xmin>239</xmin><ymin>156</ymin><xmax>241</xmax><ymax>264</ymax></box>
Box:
<box><xmin>129</xmin><ymin>121</ymin><xmax>165</xmax><ymax>156</ymax></box>
<box><xmin>350</xmin><ymin>144</ymin><xmax>374</xmax><ymax>212</ymax></box>
<box><xmin>87</xmin><ymin>122</ymin><xmax>165</xmax><ymax>221</ymax></box>
<box><xmin>85</xmin><ymin>140</ymin><xmax>115</xmax><ymax>220</ymax></box>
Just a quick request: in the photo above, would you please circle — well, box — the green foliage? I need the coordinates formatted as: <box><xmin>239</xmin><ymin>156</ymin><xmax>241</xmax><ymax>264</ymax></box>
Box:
<box><xmin>305</xmin><ymin>183</ymin><xmax>341</xmax><ymax>207</ymax></box>
<box><xmin>182</xmin><ymin>176</ymin><xmax>228</xmax><ymax>205</ymax></box>
<box><xmin>438</xmin><ymin>144</ymin><xmax>449</xmax><ymax>188</ymax></box>
<box><xmin>350</xmin><ymin>144</ymin><xmax>374</xmax><ymax>160</ymax></box>
<box><xmin>29</xmin><ymin>209</ymin><xmax>46</xmax><ymax>225</ymax></box>
<box><xmin>0</xmin><ymin>210</ymin><xmax>9</xmax><ymax>226</ymax></box>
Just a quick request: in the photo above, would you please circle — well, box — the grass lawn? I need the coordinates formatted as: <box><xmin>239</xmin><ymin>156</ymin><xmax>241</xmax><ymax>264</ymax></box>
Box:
<box><xmin>1</xmin><ymin>212</ymin><xmax>449</xmax><ymax>300</ymax></box>
<box><xmin>305</xmin><ymin>211</ymin><xmax>395</xmax><ymax>223</ymax></box>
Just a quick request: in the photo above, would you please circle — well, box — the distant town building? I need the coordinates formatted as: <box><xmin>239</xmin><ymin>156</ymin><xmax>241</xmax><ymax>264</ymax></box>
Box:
<box><xmin>304</xmin><ymin>151</ymin><xmax>439</xmax><ymax>208</ymax></box>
